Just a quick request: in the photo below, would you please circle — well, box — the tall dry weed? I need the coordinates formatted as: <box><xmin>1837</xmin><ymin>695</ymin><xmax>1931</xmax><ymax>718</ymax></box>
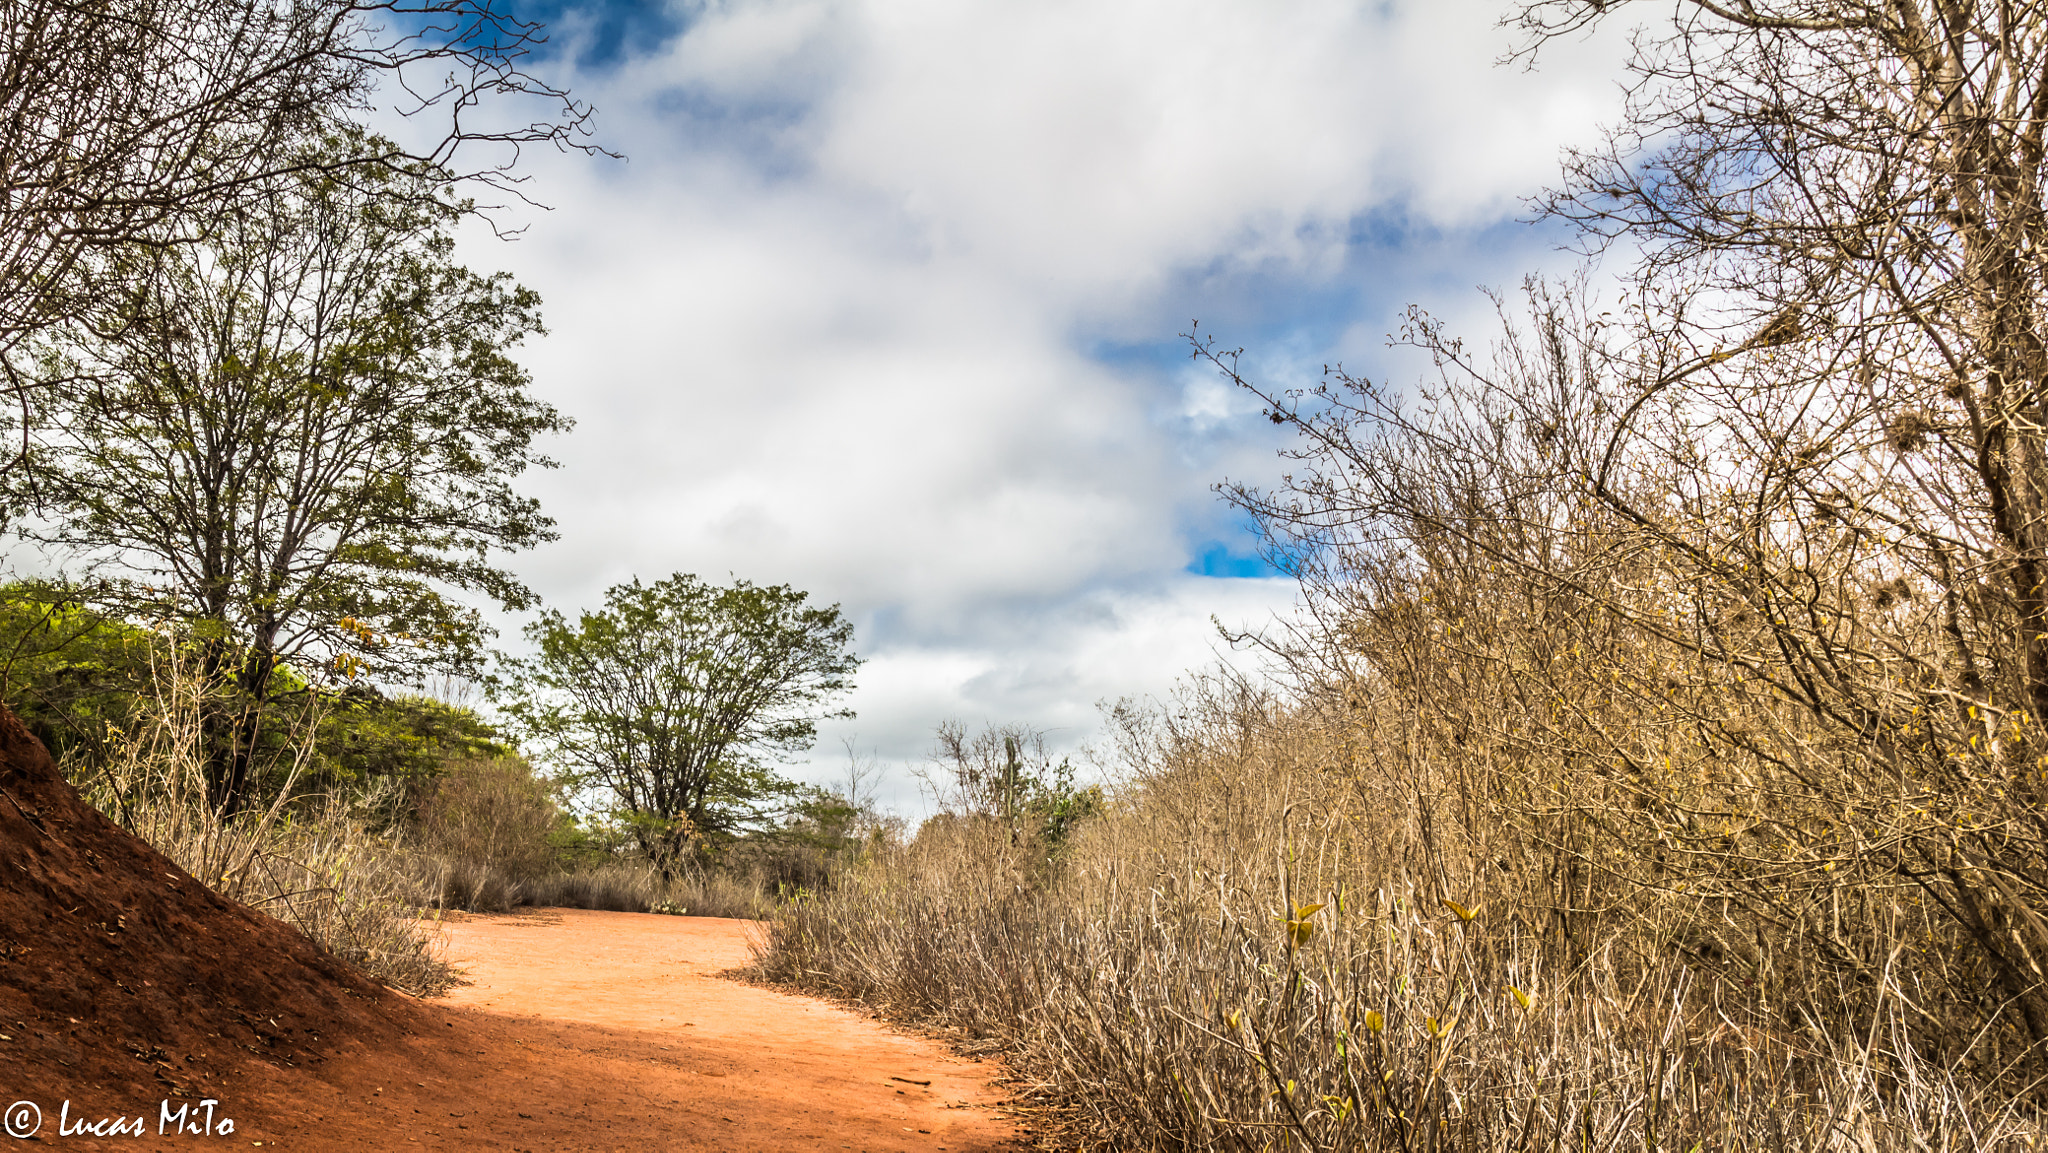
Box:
<box><xmin>759</xmin><ymin>677</ymin><xmax>2048</xmax><ymax>1149</ymax></box>
<box><xmin>525</xmin><ymin>862</ymin><xmax>770</xmax><ymax>919</ymax></box>
<box><xmin>70</xmin><ymin>638</ymin><xmax>456</xmax><ymax>995</ymax></box>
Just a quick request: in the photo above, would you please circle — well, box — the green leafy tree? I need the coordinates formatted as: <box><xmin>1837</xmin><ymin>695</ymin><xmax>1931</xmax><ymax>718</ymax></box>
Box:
<box><xmin>19</xmin><ymin>140</ymin><xmax>570</xmax><ymax>814</ymax></box>
<box><xmin>500</xmin><ymin>574</ymin><xmax>861</xmax><ymax>878</ymax></box>
<box><xmin>0</xmin><ymin>581</ymin><xmax>156</xmax><ymax>766</ymax></box>
<box><xmin>313</xmin><ymin>688</ymin><xmax>513</xmax><ymax>798</ymax></box>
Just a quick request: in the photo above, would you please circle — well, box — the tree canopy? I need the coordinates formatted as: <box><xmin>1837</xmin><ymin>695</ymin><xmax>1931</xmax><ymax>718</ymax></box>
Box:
<box><xmin>500</xmin><ymin>574</ymin><xmax>860</xmax><ymax>876</ymax></box>
<box><xmin>19</xmin><ymin>141</ymin><xmax>569</xmax><ymax>812</ymax></box>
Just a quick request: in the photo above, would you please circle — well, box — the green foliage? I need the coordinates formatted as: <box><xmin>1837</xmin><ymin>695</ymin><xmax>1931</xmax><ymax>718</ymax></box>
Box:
<box><xmin>499</xmin><ymin>572</ymin><xmax>861</xmax><ymax>877</ymax></box>
<box><xmin>0</xmin><ymin>581</ymin><xmax>513</xmax><ymax>820</ymax></box>
<box><xmin>930</xmin><ymin>720</ymin><xmax>1102</xmax><ymax>858</ymax></box>
<box><xmin>313</xmin><ymin>688</ymin><xmax>512</xmax><ymax>791</ymax></box>
<box><xmin>1026</xmin><ymin>757</ymin><xmax>1103</xmax><ymax>856</ymax></box>
<box><xmin>18</xmin><ymin>131</ymin><xmax>570</xmax><ymax>812</ymax></box>
<box><xmin>25</xmin><ymin>134</ymin><xmax>568</xmax><ymax>681</ymax></box>
<box><xmin>0</xmin><ymin>582</ymin><xmax>155</xmax><ymax>765</ymax></box>
<box><xmin>719</xmin><ymin>787</ymin><xmax>870</xmax><ymax>894</ymax></box>
<box><xmin>783</xmin><ymin>786</ymin><xmax>867</xmax><ymax>850</ymax></box>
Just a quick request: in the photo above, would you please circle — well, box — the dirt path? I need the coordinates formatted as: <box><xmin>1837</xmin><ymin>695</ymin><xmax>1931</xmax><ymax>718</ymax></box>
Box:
<box><xmin>432</xmin><ymin>909</ymin><xmax>1024</xmax><ymax>1152</ymax></box>
<box><xmin>41</xmin><ymin>910</ymin><xmax>1024</xmax><ymax>1152</ymax></box>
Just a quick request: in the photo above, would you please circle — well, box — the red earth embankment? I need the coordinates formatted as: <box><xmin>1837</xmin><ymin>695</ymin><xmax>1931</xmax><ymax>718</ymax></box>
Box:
<box><xmin>0</xmin><ymin>704</ymin><xmax>413</xmax><ymax>1111</ymax></box>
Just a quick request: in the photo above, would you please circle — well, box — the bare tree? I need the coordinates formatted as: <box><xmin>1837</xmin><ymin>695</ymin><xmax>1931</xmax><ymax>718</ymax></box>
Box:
<box><xmin>1501</xmin><ymin>1</ymin><xmax>2048</xmax><ymax>718</ymax></box>
<box><xmin>0</xmin><ymin>0</ymin><xmax>600</xmax><ymax>379</ymax></box>
<box><xmin>1390</xmin><ymin>0</ymin><xmax>2048</xmax><ymax>1068</ymax></box>
<box><xmin>1211</xmin><ymin>268</ymin><xmax>2048</xmax><ymax>1081</ymax></box>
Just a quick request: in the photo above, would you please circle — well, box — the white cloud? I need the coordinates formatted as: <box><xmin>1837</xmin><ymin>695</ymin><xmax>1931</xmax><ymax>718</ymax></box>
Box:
<box><xmin>458</xmin><ymin>0</ymin><xmax>1625</xmax><ymax>813</ymax></box>
<box><xmin>813</xmin><ymin>574</ymin><xmax>1297</xmax><ymax>813</ymax></box>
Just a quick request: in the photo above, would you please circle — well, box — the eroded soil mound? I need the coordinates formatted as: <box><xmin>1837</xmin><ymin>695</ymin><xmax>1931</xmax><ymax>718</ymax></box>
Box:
<box><xmin>0</xmin><ymin>707</ymin><xmax>416</xmax><ymax>1100</ymax></box>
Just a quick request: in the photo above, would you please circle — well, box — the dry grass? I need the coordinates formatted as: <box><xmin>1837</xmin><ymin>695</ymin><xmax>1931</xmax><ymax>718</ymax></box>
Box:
<box><xmin>75</xmin><ymin>655</ymin><xmax>458</xmax><ymax>995</ymax></box>
<box><xmin>525</xmin><ymin>862</ymin><xmax>770</xmax><ymax>919</ymax></box>
<box><xmin>404</xmin><ymin>753</ymin><xmax>774</xmax><ymax>918</ymax></box>
<box><xmin>408</xmin><ymin>853</ymin><xmax>534</xmax><ymax>914</ymax></box>
<box><xmin>83</xmin><ymin>792</ymin><xmax>463</xmax><ymax>998</ymax></box>
<box><xmin>757</xmin><ymin>679</ymin><xmax>2048</xmax><ymax>1150</ymax></box>
<box><xmin>406</xmin><ymin>854</ymin><xmax>771</xmax><ymax>918</ymax></box>
<box><xmin>143</xmin><ymin>799</ymin><xmax>459</xmax><ymax>998</ymax></box>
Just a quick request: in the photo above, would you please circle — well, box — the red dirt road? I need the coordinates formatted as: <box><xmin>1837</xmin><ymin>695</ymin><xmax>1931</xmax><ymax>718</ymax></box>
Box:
<box><xmin>15</xmin><ymin>910</ymin><xmax>1024</xmax><ymax>1152</ymax></box>
<box><xmin>433</xmin><ymin>909</ymin><xmax>1024</xmax><ymax>1152</ymax></box>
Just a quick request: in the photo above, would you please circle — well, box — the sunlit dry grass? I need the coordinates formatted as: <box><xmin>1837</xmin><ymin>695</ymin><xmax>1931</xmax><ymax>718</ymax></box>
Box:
<box><xmin>759</xmin><ymin>679</ymin><xmax>2048</xmax><ymax>1150</ymax></box>
<box><xmin>68</xmin><ymin>650</ymin><xmax>460</xmax><ymax>996</ymax></box>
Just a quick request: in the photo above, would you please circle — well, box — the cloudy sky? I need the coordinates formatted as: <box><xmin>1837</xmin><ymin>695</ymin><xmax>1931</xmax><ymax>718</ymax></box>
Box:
<box><xmin>450</xmin><ymin>0</ymin><xmax>1628</xmax><ymax>813</ymax></box>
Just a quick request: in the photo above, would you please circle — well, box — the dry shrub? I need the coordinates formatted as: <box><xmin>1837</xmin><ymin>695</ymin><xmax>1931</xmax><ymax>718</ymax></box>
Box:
<box><xmin>407</xmin><ymin>755</ymin><xmax>567</xmax><ymax>912</ymax></box>
<box><xmin>409</xmin><ymin>854</ymin><xmax>530</xmax><ymax>913</ymax></box>
<box><xmin>523</xmin><ymin>863</ymin><xmax>658</xmax><ymax>912</ymax></box>
<box><xmin>74</xmin><ymin>649</ymin><xmax>455</xmax><ymax>995</ymax></box>
<box><xmin>656</xmin><ymin>865</ymin><xmax>773</xmax><ymax>921</ymax></box>
<box><xmin>757</xmin><ymin>676</ymin><xmax>2048</xmax><ymax>1149</ymax></box>
<box><xmin>411</xmin><ymin>756</ymin><xmax>563</xmax><ymax>880</ymax></box>
<box><xmin>527</xmin><ymin>862</ymin><xmax>769</xmax><ymax>919</ymax></box>
<box><xmin>1169</xmin><ymin>288</ymin><xmax>2048</xmax><ymax>1094</ymax></box>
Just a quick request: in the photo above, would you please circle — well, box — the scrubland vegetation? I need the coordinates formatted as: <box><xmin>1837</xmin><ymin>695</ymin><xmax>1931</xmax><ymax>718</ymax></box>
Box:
<box><xmin>765</xmin><ymin>648</ymin><xmax>2048</xmax><ymax>1148</ymax></box>
<box><xmin>48</xmin><ymin>645</ymin><xmax>828</xmax><ymax>993</ymax></box>
<box><xmin>757</xmin><ymin>2</ymin><xmax>2048</xmax><ymax>1147</ymax></box>
<box><xmin>20</xmin><ymin>0</ymin><xmax>2048</xmax><ymax>1147</ymax></box>
<box><xmin>0</xmin><ymin>585</ymin><xmax>865</xmax><ymax>995</ymax></box>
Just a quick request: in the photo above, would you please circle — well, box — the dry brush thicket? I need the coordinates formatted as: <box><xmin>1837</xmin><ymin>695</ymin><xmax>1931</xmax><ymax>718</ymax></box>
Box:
<box><xmin>764</xmin><ymin>666</ymin><xmax>2048</xmax><ymax>1147</ymax></box>
<box><xmin>758</xmin><ymin>297</ymin><xmax>2048</xmax><ymax>1145</ymax></box>
<box><xmin>760</xmin><ymin>4</ymin><xmax>2048</xmax><ymax>1145</ymax></box>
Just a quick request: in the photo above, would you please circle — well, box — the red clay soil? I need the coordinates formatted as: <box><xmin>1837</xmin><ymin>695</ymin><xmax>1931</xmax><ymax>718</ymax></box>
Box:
<box><xmin>0</xmin><ymin>703</ymin><xmax>413</xmax><ymax>1106</ymax></box>
<box><xmin>427</xmin><ymin>909</ymin><xmax>1025</xmax><ymax>1153</ymax></box>
<box><xmin>0</xmin><ymin>710</ymin><xmax>1026</xmax><ymax>1151</ymax></box>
